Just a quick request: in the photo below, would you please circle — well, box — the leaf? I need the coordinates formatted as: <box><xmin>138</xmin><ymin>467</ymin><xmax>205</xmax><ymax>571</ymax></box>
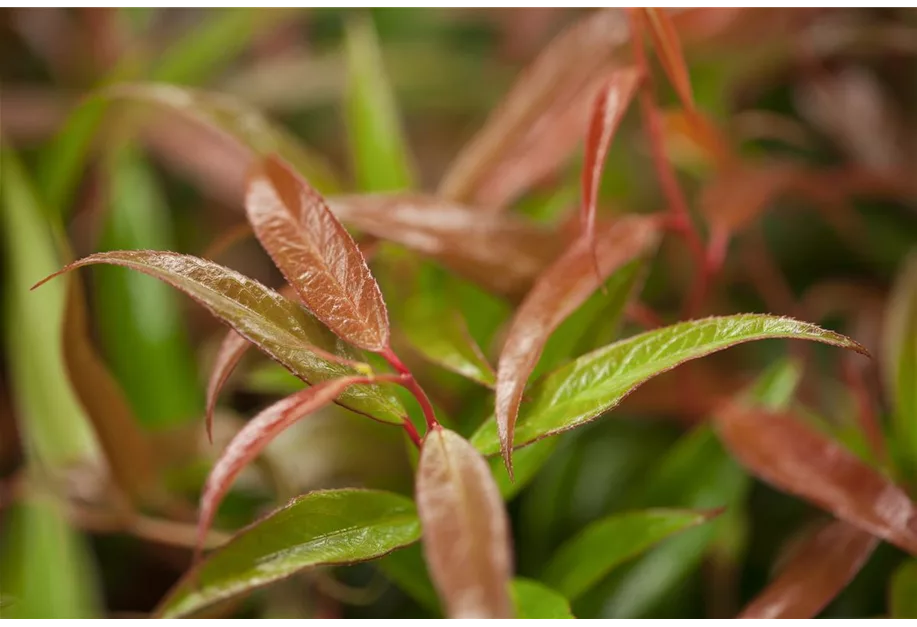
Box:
<box><xmin>157</xmin><ymin>489</ymin><xmax>420</xmax><ymax>618</ymax></box>
<box><xmin>94</xmin><ymin>145</ymin><xmax>202</xmax><ymax>429</ymax></box>
<box><xmin>883</xmin><ymin>252</ymin><xmax>917</xmax><ymax>482</ymax></box>
<box><xmin>416</xmin><ymin>427</ymin><xmax>514</xmax><ymax>618</ymax></box>
<box><xmin>438</xmin><ymin>9</ymin><xmax>630</xmax><ymax>207</ymax></box>
<box><xmin>33</xmin><ymin>250</ymin><xmax>405</xmax><ymax>425</ymax></box>
<box><xmin>376</xmin><ymin>544</ymin><xmax>442</xmax><ymax>616</ymax></box>
<box><xmin>495</xmin><ymin>216</ymin><xmax>659</xmax><ymax>474</ymax></box>
<box><xmin>491</xmin><ymin>438</ymin><xmax>559</xmax><ymax>501</ymax></box>
<box><xmin>328</xmin><ymin>193</ymin><xmax>565</xmax><ymax>300</ymax></box>
<box><xmin>474</xmin><ymin>314</ymin><xmax>865</xmax><ymax>455</ymax></box>
<box><xmin>890</xmin><ymin>559</ymin><xmax>917</xmax><ymax>618</ymax></box>
<box><xmin>0</xmin><ymin>496</ymin><xmax>102</xmax><ymax>618</ymax></box>
<box><xmin>581</xmin><ymin>69</ymin><xmax>642</xmax><ymax>239</ymax></box>
<box><xmin>344</xmin><ymin>13</ymin><xmax>415</xmax><ymax>192</ymax></box>
<box><xmin>642</xmin><ymin>8</ymin><xmax>695</xmax><ymax>109</ymax></box>
<box><xmin>102</xmin><ymin>83</ymin><xmax>341</xmax><ymax>194</ymax></box>
<box><xmin>246</xmin><ymin>155</ymin><xmax>390</xmax><ymax>351</ymax></box>
<box><xmin>738</xmin><ymin>519</ymin><xmax>877</xmax><ymax>618</ymax></box>
<box><xmin>197</xmin><ymin>375</ymin><xmax>375</xmax><ymax>557</ymax></box>
<box><xmin>714</xmin><ymin>405</ymin><xmax>917</xmax><ymax>556</ymax></box>
<box><xmin>542</xmin><ymin>509</ymin><xmax>714</xmax><ymax>601</ymax></box>
<box><xmin>512</xmin><ymin>578</ymin><xmax>574</xmax><ymax>619</ymax></box>
<box><xmin>2</xmin><ymin>147</ymin><xmax>99</xmax><ymax>471</ymax></box>
<box><xmin>205</xmin><ymin>330</ymin><xmax>252</xmax><ymax>443</ymax></box>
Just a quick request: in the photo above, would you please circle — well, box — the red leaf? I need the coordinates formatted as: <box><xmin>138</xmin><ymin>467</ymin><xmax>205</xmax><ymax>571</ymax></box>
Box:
<box><xmin>715</xmin><ymin>404</ymin><xmax>917</xmax><ymax>556</ymax></box>
<box><xmin>328</xmin><ymin>193</ymin><xmax>565</xmax><ymax>301</ymax></box>
<box><xmin>196</xmin><ymin>375</ymin><xmax>372</xmax><ymax>560</ymax></box>
<box><xmin>246</xmin><ymin>155</ymin><xmax>389</xmax><ymax>351</ymax></box>
<box><xmin>416</xmin><ymin>427</ymin><xmax>514</xmax><ymax>618</ymax></box>
<box><xmin>738</xmin><ymin>519</ymin><xmax>877</xmax><ymax>619</ymax></box>
<box><xmin>495</xmin><ymin>216</ymin><xmax>660</xmax><ymax>475</ymax></box>
<box><xmin>205</xmin><ymin>331</ymin><xmax>252</xmax><ymax>444</ymax></box>
<box><xmin>581</xmin><ymin>67</ymin><xmax>642</xmax><ymax>241</ymax></box>
<box><xmin>643</xmin><ymin>8</ymin><xmax>694</xmax><ymax>110</ymax></box>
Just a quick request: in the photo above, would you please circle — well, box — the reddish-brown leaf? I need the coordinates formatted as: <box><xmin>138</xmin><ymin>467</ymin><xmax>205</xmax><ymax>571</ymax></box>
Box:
<box><xmin>417</xmin><ymin>427</ymin><xmax>514</xmax><ymax>618</ymax></box>
<box><xmin>642</xmin><ymin>8</ymin><xmax>695</xmax><ymax>110</ymax></box>
<box><xmin>205</xmin><ymin>330</ymin><xmax>252</xmax><ymax>444</ymax></box>
<box><xmin>581</xmin><ymin>68</ymin><xmax>642</xmax><ymax>240</ymax></box>
<box><xmin>700</xmin><ymin>163</ymin><xmax>799</xmax><ymax>235</ymax></box>
<box><xmin>495</xmin><ymin>216</ymin><xmax>660</xmax><ymax>475</ymax></box>
<box><xmin>197</xmin><ymin>375</ymin><xmax>372</xmax><ymax>560</ymax></box>
<box><xmin>327</xmin><ymin>193</ymin><xmax>565</xmax><ymax>301</ymax></box>
<box><xmin>738</xmin><ymin>519</ymin><xmax>877</xmax><ymax>619</ymax></box>
<box><xmin>715</xmin><ymin>404</ymin><xmax>917</xmax><ymax>556</ymax></box>
<box><xmin>246</xmin><ymin>155</ymin><xmax>389</xmax><ymax>351</ymax></box>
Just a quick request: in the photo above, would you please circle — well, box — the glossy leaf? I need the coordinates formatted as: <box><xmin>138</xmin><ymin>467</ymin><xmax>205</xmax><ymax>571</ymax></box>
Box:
<box><xmin>158</xmin><ymin>489</ymin><xmax>420</xmax><ymax>617</ymax></box>
<box><xmin>33</xmin><ymin>250</ymin><xmax>405</xmax><ymax>424</ymax></box>
<box><xmin>890</xmin><ymin>559</ymin><xmax>917</xmax><ymax>618</ymax></box>
<box><xmin>643</xmin><ymin>8</ymin><xmax>695</xmax><ymax>109</ymax></box>
<box><xmin>738</xmin><ymin>519</ymin><xmax>877</xmax><ymax>618</ymax></box>
<box><xmin>438</xmin><ymin>9</ymin><xmax>629</xmax><ymax>206</ymax></box>
<box><xmin>543</xmin><ymin>509</ymin><xmax>713</xmax><ymax>601</ymax></box>
<box><xmin>246</xmin><ymin>155</ymin><xmax>390</xmax><ymax>351</ymax></box>
<box><xmin>344</xmin><ymin>13</ymin><xmax>415</xmax><ymax>191</ymax></box>
<box><xmin>474</xmin><ymin>314</ymin><xmax>865</xmax><ymax>455</ymax></box>
<box><xmin>205</xmin><ymin>330</ymin><xmax>252</xmax><ymax>443</ymax></box>
<box><xmin>328</xmin><ymin>193</ymin><xmax>564</xmax><ymax>300</ymax></box>
<box><xmin>512</xmin><ymin>578</ymin><xmax>574</xmax><ymax>619</ymax></box>
<box><xmin>883</xmin><ymin>252</ymin><xmax>917</xmax><ymax>481</ymax></box>
<box><xmin>197</xmin><ymin>375</ymin><xmax>375</xmax><ymax>558</ymax></box>
<box><xmin>495</xmin><ymin>216</ymin><xmax>659</xmax><ymax>473</ymax></box>
<box><xmin>102</xmin><ymin>83</ymin><xmax>340</xmax><ymax>193</ymax></box>
<box><xmin>95</xmin><ymin>145</ymin><xmax>202</xmax><ymax>429</ymax></box>
<box><xmin>715</xmin><ymin>405</ymin><xmax>917</xmax><ymax>556</ymax></box>
<box><xmin>417</xmin><ymin>427</ymin><xmax>514</xmax><ymax>618</ymax></box>
<box><xmin>0</xmin><ymin>497</ymin><xmax>101</xmax><ymax>618</ymax></box>
<box><xmin>581</xmin><ymin>69</ymin><xmax>642</xmax><ymax>239</ymax></box>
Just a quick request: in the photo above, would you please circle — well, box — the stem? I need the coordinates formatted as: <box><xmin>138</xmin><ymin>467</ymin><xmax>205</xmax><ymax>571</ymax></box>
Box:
<box><xmin>381</xmin><ymin>347</ymin><xmax>440</xmax><ymax>432</ymax></box>
<box><xmin>402</xmin><ymin>418</ymin><xmax>422</xmax><ymax>449</ymax></box>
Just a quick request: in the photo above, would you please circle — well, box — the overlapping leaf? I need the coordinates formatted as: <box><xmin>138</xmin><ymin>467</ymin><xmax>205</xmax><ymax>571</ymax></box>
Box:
<box><xmin>158</xmin><ymin>489</ymin><xmax>420</xmax><ymax>617</ymax></box>
<box><xmin>205</xmin><ymin>330</ymin><xmax>253</xmax><ymax>443</ymax></box>
<box><xmin>246</xmin><ymin>156</ymin><xmax>390</xmax><ymax>351</ymax></box>
<box><xmin>474</xmin><ymin>315</ymin><xmax>865</xmax><ymax>455</ymax></box>
<box><xmin>327</xmin><ymin>193</ymin><xmax>564</xmax><ymax>300</ymax></box>
<box><xmin>642</xmin><ymin>8</ymin><xmax>694</xmax><ymax>110</ymax></box>
<box><xmin>715</xmin><ymin>405</ymin><xmax>917</xmax><ymax>556</ymax></box>
<box><xmin>738</xmin><ymin>519</ymin><xmax>877</xmax><ymax>618</ymax></box>
<box><xmin>512</xmin><ymin>579</ymin><xmax>574</xmax><ymax>619</ymax></box>
<box><xmin>32</xmin><ymin>250</ymin><xmax>404</xmax><ymax>424</ymax></box>
<box><xmin>197</xmin><ymin>375</ymin><xmax>374</xmax><ymax>558</ymax></box>
<box><xmin>416</xmin><ymin>428</ymin><xmax>514</xmax><ymax>618</ymax></box>
<box><xmin>495</xmin><ymin>216</ymin><xmax>659</xmax><ymax>474</ymax></box>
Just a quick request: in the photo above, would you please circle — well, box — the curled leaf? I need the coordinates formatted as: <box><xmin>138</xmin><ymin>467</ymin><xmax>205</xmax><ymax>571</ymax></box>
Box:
<box><xmin>496</xmin><ymin>216</ymin><xmax>660</xmax><ymax>474</ymax></box>
<box><xmin>205</xmin><ymin>330</ymin><xmax>252</xmax><ymax>444</ymax></box>
<box><xmin>738</xmin><ymin>519</ymin><xmax>877</xmax><ymax>619</ymax></box>
<box><xmin>474</xmin><ymin>314</ymin><xmax>867</xmax><ymax>455</ymax></box>
<box><xmin>246</xmin><ymin>155</ymin><xmax>390</xmax><ymax>351</ymax></box>
<box><xmin>328</xmin><ymin>193</ymin><xmax>564</xmax><ymax>300</ymax></box>
<box><xmin>197</xmin><ymin>375</ymin><xmax>373</xmax><ymax>559</ymax></box>
<box><xmin>642</xmin><ymin>8</ymin><xmax>694</xmax><ymax>110</ymax></box>
<box><xmin>33</xmin><ymin>250</ymin><xmax>403</xmax><ymax>424</ymax></box>
<box><xmin>715</xmin><ymin>405</ymin><xmax>917</xmax><ymax>556</ymax></box>
<box><xmin>417</xmin><ymin>427</ymin><xmax>514</xmax><ymax>618</ymax></box>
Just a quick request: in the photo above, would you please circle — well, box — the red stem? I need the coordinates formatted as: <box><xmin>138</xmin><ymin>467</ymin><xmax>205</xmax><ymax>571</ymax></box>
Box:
<box><xmin>401</xmin><ymin>418</ymin><xmax>422</xmax><ymax>449</ymax></box>
<box><xmin>381</xmin><ymin>347</ymin><xmax>440</xmax><ymax>433</ymax></box>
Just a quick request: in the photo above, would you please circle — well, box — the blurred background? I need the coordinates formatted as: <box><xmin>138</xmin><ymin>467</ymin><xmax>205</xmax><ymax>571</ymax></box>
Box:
<box><xmin>1</xmin><ymin>7</ymin><xmax>916</xmax><ymax>619</ymax></box>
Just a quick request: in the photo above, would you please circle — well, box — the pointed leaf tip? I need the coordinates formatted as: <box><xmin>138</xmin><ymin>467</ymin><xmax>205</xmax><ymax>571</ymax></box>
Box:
<box><xmin>246</xmin><ymin>155</ymin><xmax>390</xmax><ymax>352</ymax></box>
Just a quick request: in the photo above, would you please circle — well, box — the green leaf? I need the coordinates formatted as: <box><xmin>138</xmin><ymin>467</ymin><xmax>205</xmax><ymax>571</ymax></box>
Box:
<box><xmin>542</xmin><ymin>509</ymin><xmax>714</xmax><ymax>601</ymax></box>
<box><xmin>512</xmin><ymin>578</ymin><xmax>575</xmax><ymax>619</ymax></box>
<box><xmin>1</xmin><ymin>148</ymin><xmax>99</xmax><ymax>471</ymax></box>
<box><xmin>883</xmin><ymin>252</ymin><xmax>917</xmax><ymax>482</ymax></box>
<box><xmin>36</xmin><ymin>250</ymin><xmax>406</xmax><ymax>425</ymax></box>
<box><xmin>491</xmin><ymin>437</ymin><xmax>558</xmax><ymax>501</ymax></box>
<box><xmin>0</xmin><ymin>496</ymin><xmax>102</xmax><ymax>618</ymax></box>
<box><xmin>344</xmin><ymin>13</ymin><xmax>416</xmax><ymax>191</ymax></box>
<box><xmin>157</xmin><ymin>489</ymin><xmax>420</xmax><ymax>618</ymax></box>
<box><xmin>891</xmin><ymin>559</ymin><xmax>917</xmax><ymax>618</ymax></box>
<box><xmin>472</xmin><ymin>314</ymin><xmax>865</xmax><ymax>455</ymax></box>
<box><xmin>101</xmin><ymin>83</ymin><xmax>341</xmax><ymax>194</ymax></box>
<box><xmin>376</xmin><ymin>544</ymin><xmax>441</xmax><ymax>615</ymax></box>
<box><xmin>94</xmin><ymin>145</ymin><xmax>202</xmax><ymax>429</ymax></box>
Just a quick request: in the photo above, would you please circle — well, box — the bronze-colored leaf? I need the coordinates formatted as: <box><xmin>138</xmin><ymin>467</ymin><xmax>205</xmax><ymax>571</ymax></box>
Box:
<box><xmin>495</xmin><ymin>216</ymin><xmax>660</xmax><ymax>475</ymax></box>
<box><xmin>715</xmin><ymin>404</ymin><xmax>917</xmax><ymax>556</ymax></box>
<box><xmin>417</xmin><ymin>427</ymin><xmax>514</xmax><ymax>618</ymax></box>
<box><xmin>246</xmin><ymin>155</ymin><xmax>390</xmax><ymax>351</ymax></box>
<box><xmin>205</xmin><ymin>330</ymin><xmax>252</xmax><ymax>444</ymax></box>
<box><xmin>642</xmin><ymin>8</ymin><xmax>694</xmax><ymax>110</ymax></box>
<box><xmin>738</xmin><ymin>519</ymin><xmax>877</xmax><ymax>619</ymax></box>
<box><xmin>328</xmin><ymin>193</ymin><xmax>565</xmax><ymax>300</ymax></box>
